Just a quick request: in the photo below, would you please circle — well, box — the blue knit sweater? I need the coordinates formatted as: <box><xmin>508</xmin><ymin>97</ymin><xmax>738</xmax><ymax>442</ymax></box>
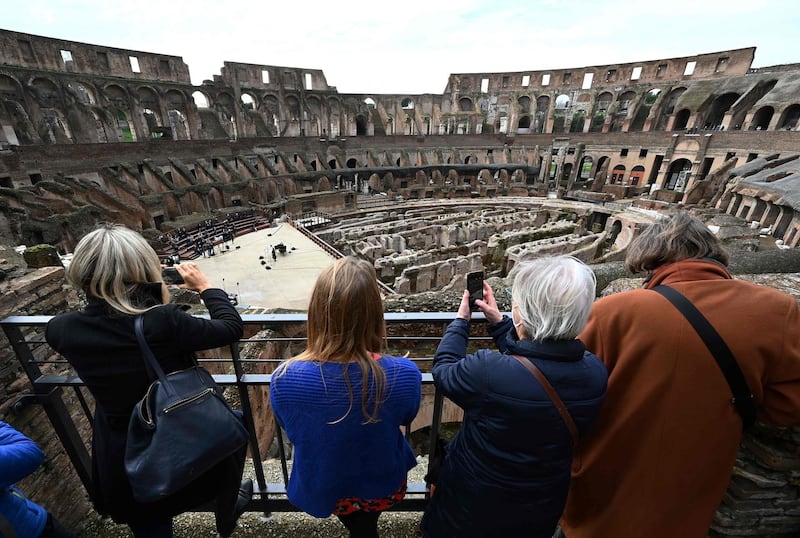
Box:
<box><xmin>0</xmin><ymin>421</ymin><xmax>48</xmax><ymax>538</ymax></box>
<box><xmin>270</xmin><ymin>356</ymin><xmax>421</xmax><ymax>517</ymax></box>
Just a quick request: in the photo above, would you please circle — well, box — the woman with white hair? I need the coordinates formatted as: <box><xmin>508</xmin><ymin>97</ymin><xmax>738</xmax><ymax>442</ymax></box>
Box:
<box><xmin>421</xmin><ymin>255</ymin><xmax>608</xmax><ymax>538</ymax></box>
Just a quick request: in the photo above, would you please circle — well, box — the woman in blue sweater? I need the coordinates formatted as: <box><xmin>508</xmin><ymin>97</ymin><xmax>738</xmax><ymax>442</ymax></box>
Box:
<box><xmin>0</xmin><ymin>421</ymin><xmax>74</xmax><ymax>537</ymax></box>
<box><xmin>270</xmin><ymin>257</ymin><xmax>421</xmax><ymax>538</ymax></box>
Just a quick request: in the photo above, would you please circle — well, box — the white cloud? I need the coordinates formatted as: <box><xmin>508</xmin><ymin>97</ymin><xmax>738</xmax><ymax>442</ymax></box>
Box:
<box><xmin>3</xmin><ymin>0</ymin><xmax>799</xmax><ymax>94</ymax></box>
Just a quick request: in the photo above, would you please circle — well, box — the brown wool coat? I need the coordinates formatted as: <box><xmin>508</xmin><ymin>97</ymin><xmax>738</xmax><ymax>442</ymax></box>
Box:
<box><xmin>561</xmin><ymin>259</ymin><xmax>800</xmax><ymax>538</ymax></box>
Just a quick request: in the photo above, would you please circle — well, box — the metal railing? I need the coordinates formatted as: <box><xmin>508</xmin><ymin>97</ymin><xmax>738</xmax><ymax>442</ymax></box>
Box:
<box><xmin>0</xmin><ymin>312</ymin><xmax>485</xmax><ymax>514</ymax></box>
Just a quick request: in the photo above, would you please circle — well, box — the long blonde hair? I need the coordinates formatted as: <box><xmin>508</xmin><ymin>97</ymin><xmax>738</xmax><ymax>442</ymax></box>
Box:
<box><xmin>276</xmin><ymin>256</ymin><xmax>387</xmax><ymax>423</ymax></box>
<box><xmin>66</xmin><ymin>223</ymin><xmax>169</xmax><ymax>315</ymax></box>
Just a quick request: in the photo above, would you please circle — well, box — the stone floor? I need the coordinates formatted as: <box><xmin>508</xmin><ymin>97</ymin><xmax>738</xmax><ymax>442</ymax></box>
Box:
<box><xmin>191</xmin><ymin>222</ymin><xmax>335</xmax><ymax>311</ymax></box>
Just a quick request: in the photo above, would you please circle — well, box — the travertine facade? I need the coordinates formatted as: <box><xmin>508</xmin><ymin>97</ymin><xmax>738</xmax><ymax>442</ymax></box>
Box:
<box><xmin>1</xmin><ymin>28</ymin><xmax>799</xmax><ymax>251</ymax></box>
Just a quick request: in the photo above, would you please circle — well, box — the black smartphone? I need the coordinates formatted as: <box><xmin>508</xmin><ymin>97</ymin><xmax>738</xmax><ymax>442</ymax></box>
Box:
<box><xmin>466</xmin><ymin>271</ymin><xmax>484</xmax><ymax>311</ymax></box>
<box><xmin>162</xmin><ymin>266</ymin><xmax>184</xmax><ymax>285</ymax></box>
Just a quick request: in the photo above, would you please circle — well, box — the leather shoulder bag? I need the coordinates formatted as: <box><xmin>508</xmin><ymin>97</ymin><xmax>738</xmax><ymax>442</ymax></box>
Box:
<box><xmin>510</xmin><ymin>354</ymin><xmax>579</xmax><ymax>446</ymax></box>
<box><xmin>125</xmin><ymin>315</ymin><xmax>249</xmax><ymax>502</ymax></box>
<box><xmin>652</xmin><ymin>284</ymin><xmax>756</xmax><ymax>430</ymax></box>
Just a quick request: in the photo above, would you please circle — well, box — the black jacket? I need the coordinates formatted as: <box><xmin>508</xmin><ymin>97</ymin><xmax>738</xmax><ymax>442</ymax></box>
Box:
<box><xmin>421</xmin><ymin>316</ymin><xmax>607</xmax><ymax>538</ymax></box>
<box><xmin>45</xmin><ymin>286</ymin><xmax>244</xmax><ymax>526</ymax></box>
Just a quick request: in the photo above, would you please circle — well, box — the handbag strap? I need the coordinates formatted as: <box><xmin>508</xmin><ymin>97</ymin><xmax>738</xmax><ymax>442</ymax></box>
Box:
<box><xmin>510</xmin><ymin>354</ymin><xmax>579</xmax><ymax>447</ymax></box>
<box><xmin>134</xmin><ymin>315</ymin><xmax>169</xmax><ymax>384</ymax></box>
<box><xmin>652</xmin><ymin>285</ymin><xmax>756</xmax><ymax>430</ymax></box>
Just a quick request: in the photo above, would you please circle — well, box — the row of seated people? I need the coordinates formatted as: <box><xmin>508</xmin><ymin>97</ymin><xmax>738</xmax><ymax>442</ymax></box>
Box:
<box><xmin>157</xmin><ymin>211</ymin><xmax>273</xmax><ymax>260</ymax></box>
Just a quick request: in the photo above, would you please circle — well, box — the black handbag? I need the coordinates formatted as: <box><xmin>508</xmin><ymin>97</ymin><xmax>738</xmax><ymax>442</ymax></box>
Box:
<box><xmin>125</xmin><ymin>315</ymin><xmax>249</xmax><ymax>503</ymax></box>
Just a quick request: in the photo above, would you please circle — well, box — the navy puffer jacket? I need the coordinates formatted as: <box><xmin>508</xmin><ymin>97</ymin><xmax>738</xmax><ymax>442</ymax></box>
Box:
<box><xmin>421</xmin><ymin>316</ymin><xmax>607</xmax><ymax>538</ymax></box>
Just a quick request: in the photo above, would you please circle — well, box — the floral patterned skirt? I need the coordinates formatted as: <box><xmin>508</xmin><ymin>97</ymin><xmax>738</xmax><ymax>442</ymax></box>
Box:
<box><xmin>332</xmin><ymin>481</ymin><xmax>407</xmax><ymax>516</ymax></box>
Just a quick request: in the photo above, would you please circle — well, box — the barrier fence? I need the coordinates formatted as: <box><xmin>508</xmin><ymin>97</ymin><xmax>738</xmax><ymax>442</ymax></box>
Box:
<box><xmin>0</xmin><ymin>312</ymin><xmax>489</xmax><ymax>514</ymax></box>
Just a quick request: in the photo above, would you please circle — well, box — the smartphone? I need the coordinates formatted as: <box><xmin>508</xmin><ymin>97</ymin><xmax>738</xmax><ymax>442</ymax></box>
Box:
<box><xmin>161</xmin><ymin>266</ymin><xmax>184</xmax><ymax>285</ymax></box>
<box><xmin>466</xmin><ymin>271</ymin><xmax>484</xmax><ymax>311</ymax></box>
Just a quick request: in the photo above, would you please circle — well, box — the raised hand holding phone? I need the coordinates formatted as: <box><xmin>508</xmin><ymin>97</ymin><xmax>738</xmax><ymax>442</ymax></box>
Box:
<box><xmin>466</xmin><ymin>271</ymin><xmax>484</xmax><ymax>311</ymax></box>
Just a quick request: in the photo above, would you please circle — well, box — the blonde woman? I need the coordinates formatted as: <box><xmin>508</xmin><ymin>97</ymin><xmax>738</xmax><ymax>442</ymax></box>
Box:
<box><xmin>45</xmin><ymin>224</ymin><xmax>248</xmax><ymax>538</ymax></box>
<box><xmin>270</xmin><ymin>257</ymin><xmax>421</xmax><ymax>538</ymax></box>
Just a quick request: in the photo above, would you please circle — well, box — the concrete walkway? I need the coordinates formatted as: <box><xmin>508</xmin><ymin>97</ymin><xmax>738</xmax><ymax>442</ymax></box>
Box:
<box><xmin>192</xmin><ymin>223</ymin><xmax>335</xmax><ymax>311</ymax></box>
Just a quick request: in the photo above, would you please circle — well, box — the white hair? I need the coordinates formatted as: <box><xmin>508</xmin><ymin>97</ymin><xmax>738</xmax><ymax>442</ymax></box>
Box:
<box><xmin>510</xmin><ymin>255</ymin><xmax>596</xmax><ymax>341</ymax></box>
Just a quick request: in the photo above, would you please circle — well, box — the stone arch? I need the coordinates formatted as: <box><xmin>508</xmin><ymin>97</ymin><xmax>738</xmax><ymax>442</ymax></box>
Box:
<box><xmin>168</xmin><ymin>109</ymin><xmax>189</xmax><ymax>140</ymax></box>
<box><xmin>590</xmin><ymin>92</ymin><xmax>613</xmax><ymax>133</ymax></box>
<box><xmin>66</xmin><ymin>81</ymin><xmax>96</xmax><ymax>105</ymax></box>
<box><xmin>518</xmin><ymin>95</ymin><xmax>531</xmax><ymax>114</ymax></box>
<box><xmin>555</xmin><ymin>94</ymin><xmax>570</xmax><ymax>110</ymax></box>
<box><xmin>611</xmin><ymin>164</ymin><xmax>626</xmax><ymax>184</ymax></box>
<box><xmin>285</xmin><ymin>95</ymin><xmax>301</xmax><ymax>135</ymax></box>
<box><xmin>673</xmin><ymin>109</ymin><xmax>691</xmax><ymax>130</ymax></box>
<box><xmin>192</xmin><ymin>91</ymin><xmax>210</xmax><ymax>109</ymax></box>
<box><xmin>166</xmin><ymin>90</ymin><xmax>187</xmax><ymax>111</ymax></box>
<box><xmin>777</xmin><ymin>104</ymin><xmax>800</xmax><ymax>130</ymax></box>
<box><xmin>595</xmin><ymin>156</ymin><xmax>610</xmax><ymax>183</ymax></box>
<box><xmin>104</xmin><ymin>84</ymin><xmax>130</xmax><ymax>108</ymax></box>
<box><xmin>0</xmin><ymin>74</ymin><xmax>36</xmax><ymax>144</ymax></box>
<box><xmin>617</xmin><ymin>91</ymin><xmax>636</xmax><ymax>115</ymax></box>
<box><xmin>570</xmin><ymin>110</ymin><xmax>586</xmax><ymax>133</ymax></box>
<box><xmin>356</xmin><ymin>114</ymin><xmax>368</xmax><ymax>136</ymax></box>
<box><xmin>306</xmin><ymin>95</ymin><xmax>322</xmax><ymax>136</ymax></box>
<box><xmin>458</xmin><ymin>97</ymin><xmax>473</xmax><ymax>112</ymax></box>
<box><xmin>142</xmin><ymin>107</ymin><xmax>161</xmax><ymax>137</ymax></box>
<box><xmin>578</xmin><ymin>156</ymin><xmax>593</xmax><ymax>180</ymax></box>
<box><xmin>704</xmin><ymin>92</ymin><xmax>740</xmax><ymax>130</ymax></box>
<box><xmin>241</xmin><ymin>92</ymin><xmax>257</xmax><ymax>111</ymax></box>
<box><xmin>517</xmin><ymin>115</ymin><xmax>531</xmax><ymax>130</ymax></box>
<box><xmin>346</xmin><ymin>158</ymin><xmax>359</xmax><ymax>168</ymax></box>
<box><xmin>0</xmin><ymin>73</ymin><xmax>25</xmax><ymax>101</ymax></box>
<box><xmin>115</xmin><ymin>109</ymin><xmax>137</xmax><ymax>142</ymax></box>
<box><xmin>263</xmin><ymin>94</ymin><xmax>280</xmax><ymax>136</ymax></box>
<box><xmin>215</xmin><ymin>92</ymin><xmax>237</xmax><ymax>139</ymax></box>
<box><xmin>630</xmin><ymin>165</ymin><xmax>645</xmax><ymax>186</ymax></box>
<box><xmin>401</xmin><ymin>98</ymin><xmax>414</xmax><ymax>110</ymax></box>
<box><xmin>30</xmin><ymin>77</ymin><xmax>63</xmax><ymax>108</ymax></box>
<box><xmin>664</xmin><ymin>158</ymin><xmax>693</xmax><ymax>190</ymax></box>
<box><xmin>534</xmin><ymin>96</ymin><xmax>549</xmax><ymax>133</ymax></box>
<box><xmin>630</xmin><ymin>88</ymin><xmax>661</xmax><ymax>131</ymax></box>
<box><xmin>136</xmin><ymin>86</ymin><xmax>160</xmax><ymax>112</ymax></box>
<box><xmin>751</xmin><ymin>106</ymin><xmax>774</xmax><ymax>131</ymax></box>
<box><xmin>364</xmin><ymin>97</ymin><xmax>376</xmax><ymax>109</ymax></box>
<box><xmin>328</xmin><ymin>97</ymin><xmax>342</xmax><ymax>137</ymax></box>
<box><xmin>657</xmin><ymin>87</ymin><xmax>687</xmax><ymax>130</ymax></box>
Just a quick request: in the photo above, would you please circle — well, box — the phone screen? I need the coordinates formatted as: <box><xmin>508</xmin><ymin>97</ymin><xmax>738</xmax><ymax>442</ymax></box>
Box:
<box><xmin>162</xmin><ymin>267</ymin><xmax>184</xmax><ymax>285</ymax></box>
<box><xmin>466</xmin><ymin>271</ymin><xmax>484</xmax><ymax>311</ymax></box>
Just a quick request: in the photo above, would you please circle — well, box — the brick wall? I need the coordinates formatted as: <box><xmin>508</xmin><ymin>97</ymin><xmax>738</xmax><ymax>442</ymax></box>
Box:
<box><xmin>0</xmin><ymin>267</ymin><xmax>93</xmax><ymax>532</ymax></box>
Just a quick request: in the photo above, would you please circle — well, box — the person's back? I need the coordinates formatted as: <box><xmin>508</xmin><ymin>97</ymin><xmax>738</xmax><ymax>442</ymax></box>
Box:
<box><xmin>269</xmin><ymin>256</ymin><xmax>422</xmax><ymax>538</ymax></box>
<box><xmin>0</xmin><ymin>421</ymin><xmax>74</xmax><ymax>538</ymax></box>
<box><xmin>561</xmin><ymin>212</ymin><xmax>800</xmax><ymax>538</ymax></box>
<box><xmin>423</xmin><ymin>256</ymin><xmax>607</xmax><ymax>538</ymax></box>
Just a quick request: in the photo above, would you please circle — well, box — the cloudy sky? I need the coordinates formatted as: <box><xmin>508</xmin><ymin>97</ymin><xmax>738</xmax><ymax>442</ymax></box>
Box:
<box><xmin>5</xmin><ymin>0</ymin><xmax>798</xmax><ymax>94</ymax></box>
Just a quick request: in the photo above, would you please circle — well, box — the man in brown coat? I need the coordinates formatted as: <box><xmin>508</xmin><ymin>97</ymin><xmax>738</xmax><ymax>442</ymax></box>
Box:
<box><xmin>561</xmin><ymin>211</ymin><xmax>800</xmax><ymax>538</ymax></box>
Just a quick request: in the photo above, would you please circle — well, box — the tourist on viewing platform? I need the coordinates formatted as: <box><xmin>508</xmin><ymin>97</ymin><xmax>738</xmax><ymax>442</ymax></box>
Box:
<box><xmin>560</xmin><ymin>211</ymin><xmax>800</xmax><ymax>538</ymax></box>
<box><xmin>270</xmin><ymin>257</ymin><xmax>421</xmax><ymax>538</ymax></box>
<box><xmin>421</xmin><ymin>256</ymin><xmax>607</xmax><ymax>538</ymax></box>
<box><xmin>44</xmin><ymin>224</ymin><xmax>250</xmax><ymax>538</ymax></box>
<box><xmin>0</xmin><ymin>421</ymin><xmax>75</xmax><ymax>537</ymax></box>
